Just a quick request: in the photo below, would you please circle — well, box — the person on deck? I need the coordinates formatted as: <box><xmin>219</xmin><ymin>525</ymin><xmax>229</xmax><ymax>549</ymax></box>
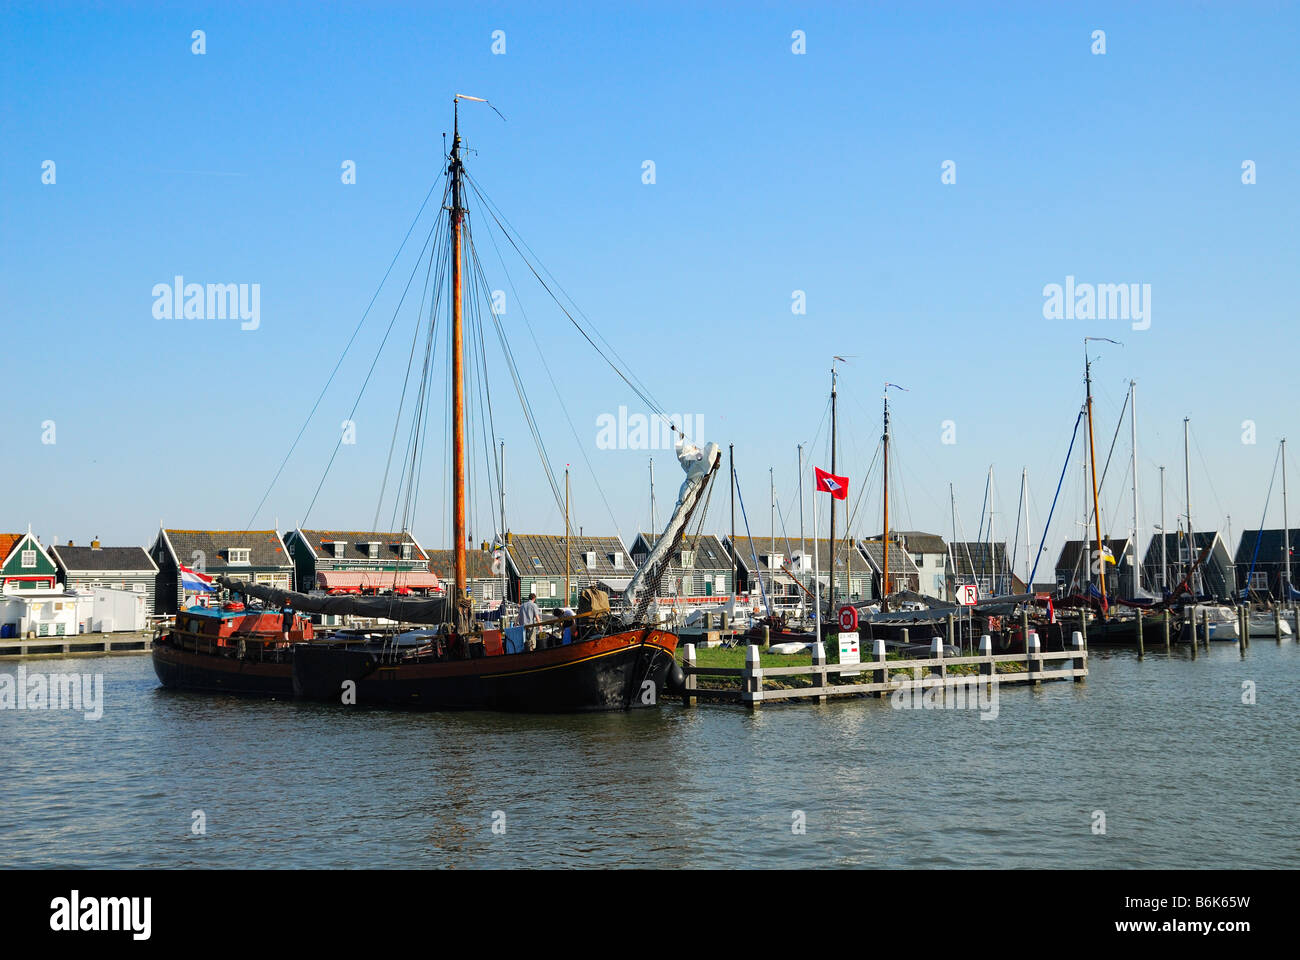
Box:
<box><xmin>520</xmin><ymin>593</ymin><xmax>541</xmax><ymax>652</ymax></box>
<box><xmin>280</xmin><ymin>601</ymin><xmax>295</xmax><ymax>643</ymax></box>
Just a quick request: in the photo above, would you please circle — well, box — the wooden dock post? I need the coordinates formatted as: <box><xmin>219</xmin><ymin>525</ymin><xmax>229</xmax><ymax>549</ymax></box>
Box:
<box><xmin>1189</xmin><ymin>613</ymin><xmax>1197</xmax><ymax>659</ymax></box>
<box><xmin>946</xmin><ymin>613</ymin><xmax>955</xmax><ymax>653</ymax></box>
<box><xmin>1241</xmin><ymin>606</ymin><xmax>1250</xmax><ymax>652</ymax></box>
<box><xmin>810</xmin><ymin>636</ymin><xmax>827</xmax><ymax>704</ymax></box>
<box><xmin>1071</xmin><ymin>630</ymin><xmax>1086</xmax><ymax>682</ymax></box>
<box><xmin>703</xmin><ymin>612</ymin><xmax>711</xmax><ymax>631</ymax></box>
<box><xmin>1080</xmin><ymin>610</ymin><xmax>1088</xmax><ymax>645</ymax></box>
<box><xmin>1275</xmin><ymin>606</ymin><xmax>1282</xmax><ymax>644</ymax></box>
<box><xmin>762</xmin><ymin>625</ymin><xmax>770</xmax><ymax>651</ymax></box>
<box><xmin>1136</xmin><ymin>610</ymin><xmax>1144</xmax><ymax>659</ymax></box>
<box><xmin>682</xmin><ymin>642</ymin><xmax>697</xmax><ymax>708</ymax></box>
<box><xmin>979</xmin><ymin>634</ymin><xmax>994</xmax><ymax>687</ymax></box>
<box><xmin>744</xmin><ymin>643</ymin><xmax>762</xmax><ymax>710</ymax></box>
<box><xmin>901</xmin><ymin>627</ymin><xmax>909</xmax><ymax>647</ymax></box>
<box><xmin>1027</xmin><ymin>630</ymin><xmax>1042</xmax><ymax>685</ymax></box>
<box><xmin>872</xmin><ymin>637</ymin><xmax>888</xmax><ymax>696</ymax></box>
<box><xmin>1163</xmin><ymin>609</ymin><xmax>1171</xmax><ymax>650</ymax></box>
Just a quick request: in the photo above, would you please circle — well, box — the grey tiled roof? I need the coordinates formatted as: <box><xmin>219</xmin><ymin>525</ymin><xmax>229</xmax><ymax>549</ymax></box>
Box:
<box><xmin>52</xmin><ymin>544</ymin><xmax>157</xmax><ymax>573</ymax></box>
<box><xmin>162</xmin><ymin>529</ymin><xmax>292</xmax><ymax>570</ymax></box>
<box><xmin>857</xmin><ymin>539</ymin><xmax>922</xmax><ymax>575</ymax></box>
<box><xmin>505</xmin><ymin>534</ymin><xmax>632</xmax><ymax>580</ymax></box>
<box><xmin>296</xmin><ymin>530</ymin><xmax>426</xmax><ymax>562</ymax></box>
<box><xmin>426</xmin><ymin>548</ymin><xmax>497</xmax><ymax>581</ymax></box>
<box><xmin>630</xmin><ymin>533</ymin><xmax>731</xmax><ymax>570</ymax></box>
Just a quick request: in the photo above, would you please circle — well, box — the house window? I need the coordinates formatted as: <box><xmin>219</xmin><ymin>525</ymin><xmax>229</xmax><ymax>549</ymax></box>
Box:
<box><xmin>228</xmin><ymin>548</ymin><xmax>251</xmax><ymax>565</ymax></box>
<box><xmin>584</xmin><ymin>551</ymin><xmax>596</xmax><ymax>569</ymax></box>
<box><xmin>531</xmin><ymin>557</ymin><xmax>542</xmax><ymax>569</ymax></box>
<box><xmin>612</xmin><ymin>553</ymin><xmax>623</xmax><ymax>569</ymax></box>
<box><xmin>680</xmin><ymin>550</ymin><xmax>695</xmax><ymax>568</ymax></box>
<box><xmin>21</xmin><ymin>549</ymin><xmax>36</xmax><ymax>568</ymax></box>
<box><xmin>367</xmin><ymin>543</ymin><xmax>380</xmax><ymax>560</ymax></box>
<box><xmin>332</xmin><ymin>542</ymin><xmax>347</xmax><ymax>558</ymax></box>
<box><xmin>400</xmin><ymin>544</ymin><xmax>412</xmax><ymax>560</ymax></box>
<box><xmin>549</xmin><ymin>581</ymin><xmax>557</xmax><ymax>598</ymax></box>
<box><xmin>715</xmin><ymin>574</ymin><xmax>725</xmax><ymax>593</ymax></box>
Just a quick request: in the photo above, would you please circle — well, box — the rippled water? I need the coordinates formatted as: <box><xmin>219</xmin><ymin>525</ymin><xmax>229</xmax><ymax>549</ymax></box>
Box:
<box><xmin>1</xmin><ymin>642</ymin><xmax>1296</xmax><ymax>868</ymax></box>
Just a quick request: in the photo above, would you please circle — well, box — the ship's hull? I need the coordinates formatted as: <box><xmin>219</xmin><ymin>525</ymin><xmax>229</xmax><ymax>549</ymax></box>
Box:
<box><xmin>293</xmin><ymin>628</ymin><xmax>680</xmax><ymax>713</ymax></box>
<box><xmin>152</xmin><ymin>638</ymin><xmax>294</xmax><ymax>697</ymax></box>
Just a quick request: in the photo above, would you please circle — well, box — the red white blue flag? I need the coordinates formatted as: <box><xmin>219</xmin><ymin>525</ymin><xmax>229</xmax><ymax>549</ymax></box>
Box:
<box><xmin>180</xmin><ymin>563</ymin><xmax>215</xmax><ymax>593</ymax></box>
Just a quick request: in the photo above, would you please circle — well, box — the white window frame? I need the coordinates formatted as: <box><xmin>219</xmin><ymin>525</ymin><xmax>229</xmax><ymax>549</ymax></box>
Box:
<box><xmin>228</xmin><ymin>548</ymin><xmax>251</xmax><ymax>565</ymax></box>
<box><xmin>367</xmin><ymin>542</ymin><xmax>380</xmax><ymax>560</ymax></box>
<box><xmin>332</xmin><ymin>541</ymin><xmax>347</xmax><ymax>558</ymax></box>
<box><xmin>21</xmin><ymin>549</ymin><xmax>36</xmax><ymax>569</ymax></box>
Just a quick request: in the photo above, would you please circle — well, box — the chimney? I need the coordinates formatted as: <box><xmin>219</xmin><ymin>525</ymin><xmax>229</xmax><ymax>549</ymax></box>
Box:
<box><xmin>67</xmin><ymin>540</ymin><xmax>74</xmax><ymax>547</ymax></box>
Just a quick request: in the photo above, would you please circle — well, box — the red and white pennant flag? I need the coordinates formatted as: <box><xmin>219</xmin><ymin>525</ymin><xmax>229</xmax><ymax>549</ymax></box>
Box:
<box><xmin>814</xmin><ymin>466</ymin><xmax>849</xmax><ymax>500</ymax></box>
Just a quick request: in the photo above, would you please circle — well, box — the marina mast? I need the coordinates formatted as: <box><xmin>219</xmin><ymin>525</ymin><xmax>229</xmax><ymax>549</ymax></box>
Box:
<box><xmin>828</xmin><ymin>363</ymin><xmax>838</xmax><ymax>614</ymax></box>
<box><xmin>1084</xmin><ymin>343</ymin><xmax>1107</xmax><ymax>613</ymax></box>
<box><xmin>450</xmin><ymin>99</ymin><xmax>468</xmax><ymax>604</ymax></box>
<box><xmin>882</xmin><ymin>385</ymin><xmax>891</xmax><ymax>605</ymax></box>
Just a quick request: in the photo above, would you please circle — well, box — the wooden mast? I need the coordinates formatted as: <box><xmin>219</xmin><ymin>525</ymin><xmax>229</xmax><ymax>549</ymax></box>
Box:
<box><xmin>882</xmin><ymin>385</ymin><xmax>891</xmax><ymax>606</ymax></box>
<box><xmin>450</xmin><ymin>99</ymin><xmax>468</xmax><ymax>605</ymax></box>
<box><xmin>1084</xmin><ymin>346</ymin><xmax>1107</xmax><ymax>615</ymax></box>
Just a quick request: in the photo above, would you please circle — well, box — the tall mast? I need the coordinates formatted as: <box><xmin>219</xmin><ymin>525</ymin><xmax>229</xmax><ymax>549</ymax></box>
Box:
<box><xmin>949</xmin><ymin>482</ymin><xmax>957</xmax><ymax>599</ymax></box>
<box><xmin>564</xmin><ymin>467</ymin><xmax>571</xmax><ymax>606</ymax></box>
<box><xmin>498</xmin><ymin>440</ymin><xmax>507</xmax><ymax>536</ymax></box>
<box><xmin>649</xmin><ymin>458</ymin><xmax>656</xmax><ymax>535</ymax></box>
<box><xmin>450</xmin><ymin>99</ymin><xmax>468</xmax><ymax>603</ymax></box>
<box><xmin>1283</xmin><ymin>438</ymin><xmax>1291</xmax><ymax>602</ymax></box>
<box><xmin>882</xmin><ymin>385</ymin><xmax>891</xmax><ymax>604</ymax></box>
<box><xmin>1130</xmin><ymin>379</ymin><xmax>1141</xmax><ymax>597</ymax></box>
<box><xmin>828</xmin><ymin>364</ymin><xmax>838</xmax><ymax>614</ymax></box>
<box><xmin>1159</xmin><ymin>465</ymin><xmax>1167</xmax><ymax>592</ymax></box>
<box><xmin>770</xmin><ymin>466</ymin><xmax>775</xmax><ymax>603</ymax></box>
<box><xmin>729</xmin><ymin>443</ymin><xmax>736</xmax><ymax>604</ymax></box>
<box><xmin>798</xmin><ymin>443</ymin><xmax>806</xmax><ymax>602</ymax></box>
<box><xmin>1084</xmin><ymin>346</ymin><xmax>1107</xmax><ymax>612</ymax></box>
<box><xmin>1184</xmin><ymin>417</ymin><xmax>1193</xmax><ymax>594</ymax></box>
<box><xmin>1021</xmin><ymin>468</ymin><xmax>1031</xmax><ymax>591</ymax></box>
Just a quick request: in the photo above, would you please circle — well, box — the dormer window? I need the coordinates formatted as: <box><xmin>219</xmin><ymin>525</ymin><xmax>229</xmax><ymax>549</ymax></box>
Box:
<box><xmin>612</xmin><ymin>553</ymin><xmax>623</xmax><ymax>569</ymax></box>
<box><xmin>400</xmin><ymin>543</ymin><xmax>412</xmax><ymax>560</ymax></box>
<box><xmin>367</xmin><ymin>542</ymin><xmax>380</xmax><ymax>560</ymax></box>
<box><xmin>228</xmin><ymin>548</ymin><xmax>251</xmax><ymax>565</ymax></box>
<box><xmin>332</xmin><ymin>541</ymin><xmax>347</xmax><ymax>558</ymax></box>
<box><xmin>680</xmin><ymin>550</ymin><xmax>695</xmax><ymax>568</ymax></box>
<box><xmin>584</xmin><ymin>551</ymin><xmax>597</xmax><ymax>569</ymax></box>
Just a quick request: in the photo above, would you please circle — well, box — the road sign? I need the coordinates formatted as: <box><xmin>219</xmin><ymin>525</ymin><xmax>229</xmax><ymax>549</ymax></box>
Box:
<box><xmin>957</xmin><ymin>584</ymin><xmax>978</xmax><ymax>606</ymax></box>
<box><xmin>838</xmin><ymin>605</ymin><xmax>858</xmax><ymax>632</ymax></box>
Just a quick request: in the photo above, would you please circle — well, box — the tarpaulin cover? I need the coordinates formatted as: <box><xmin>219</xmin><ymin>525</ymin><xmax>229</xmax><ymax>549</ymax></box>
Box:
<box><xmin>219</xmin><ymin>576</ymin><xmax>448</xmax><ymax>624</ymax></box>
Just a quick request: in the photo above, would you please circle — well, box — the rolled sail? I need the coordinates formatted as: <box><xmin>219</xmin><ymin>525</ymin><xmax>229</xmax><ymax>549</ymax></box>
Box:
<box><xmin>217</xmin><ymin>576</ymin><xmax>448</xmax><ymax>624</ymax></box>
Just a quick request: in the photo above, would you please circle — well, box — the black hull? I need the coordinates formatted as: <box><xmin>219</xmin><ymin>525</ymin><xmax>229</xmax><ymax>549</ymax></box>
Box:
<box><xmin>293</xmin><ymin>633</ymin><xmax>679</xmax><ymax>713</ymax></box>
<box><xmin>151</xmin><ymin>641</ymin><xmax>294</xmax><ymax>697</ymax></box>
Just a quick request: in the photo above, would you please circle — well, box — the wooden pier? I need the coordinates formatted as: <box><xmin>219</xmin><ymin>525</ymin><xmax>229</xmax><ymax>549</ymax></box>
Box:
<box><xmin>0</xmin><ymin>632</ymin><xmax>152</xmax><ymax>660</ymax></box>
<box><xmin>680</xmin><ymin>632</ymin><xmax>1086</xmax><ymax>708</ymax></box>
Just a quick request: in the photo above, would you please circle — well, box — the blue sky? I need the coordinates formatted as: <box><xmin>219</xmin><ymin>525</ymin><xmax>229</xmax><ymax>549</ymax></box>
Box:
<box><xmin>2</xmin><ymin>1</ymin><xmax>1297</xmax><ymax>579</ymax></box>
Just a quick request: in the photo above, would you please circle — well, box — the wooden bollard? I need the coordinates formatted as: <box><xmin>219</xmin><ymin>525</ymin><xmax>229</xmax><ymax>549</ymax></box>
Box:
<box><xmin>1202</xmin><ymin>609</ymin><xmax>1210</xmax><ymax>651</ymax></box>
<box><xmin>1163</xmin><ymin>609</ymin><xmax>1171</xmax><ymax>650</ymax></box>
<box><xmin>979</xmin><ymin>634</ymin><xmax>994</xmax><ymax>686</ymax></box>
<box><xmin>1071</xmin><ymin>630</ymin><xmax>1086</xmax><ymax>682</ymax></box>
<box><xmin>901</xmin><ymin>627</ymin><xmax>910</xmax><ymax>648</ymax></box>
<box><xmin>682</xmin><ymin>642</ymin><xmax>697</xmax><ymax>707</ymax></box>
<box><xmin>1027</xmin><ymin>630</ymin><xmax>1042</xmax><ymax>684</ymax></box>
<box><xmin>720</xmin><ymin>611</ymin><xmax>728</xmax><ymax>632</ymax></box>
<box><xmin>1241</xmin><ymin>606</ymin><xmax>1250</xmax><ymax>652</ymax></box>
<box><xmin>744</xmin><ymin>643</ymin><xmax>762</xmax><ymax>710</ymax></box>
<box><xmin>1136</xmin><ymin>610</ymin><xmax>1144</xmax><ymax>659</ymax></box>
<box><xmin>762</xmin><ymin>624</ymin><xmax>771</xmax><ymax>650</ymax></box>
<box><xmin>1080</xmin><ymin>609</ymin><xmax>1088</xmax><ymax>644</ymax></box>
<box><xmin>1275</xmin><ymin>606</ymin><xmax>1282</xmax><ymax>645</ymax></box>
<box><xmin>1189</xmin><ymin>611</ymin><xmax>1197</xmax><ymax>659</ymax></box>
<box><xmin>946</xmin><ymin>613</ymin><xmax>956</xmax><ymax>652</ymax></box>
<box><xmin>872</xmin><ymin>637</ymin><xmax>888</xmax><ymax>696</ymax></box>
<box><xmin>810</xmin><ymin>638</ymin><xmax>827</xmax><ymax>704</ymax></box>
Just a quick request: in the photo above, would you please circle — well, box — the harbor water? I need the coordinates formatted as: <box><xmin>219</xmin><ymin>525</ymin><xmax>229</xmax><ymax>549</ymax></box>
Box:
<box><xmin>1</xmin><ymin>642</ymin><xmax>1296</xmax><ymax>868</ymax></box>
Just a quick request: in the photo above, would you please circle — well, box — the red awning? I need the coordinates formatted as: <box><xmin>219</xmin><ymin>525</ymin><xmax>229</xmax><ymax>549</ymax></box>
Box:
<box><xmin>316</xmin><ymin>570</ymin><xmax>441</xmax><ymax>593</ymax></box>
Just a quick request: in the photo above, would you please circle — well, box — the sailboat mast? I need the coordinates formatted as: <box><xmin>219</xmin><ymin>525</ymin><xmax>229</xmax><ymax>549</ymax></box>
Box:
<box><xmin>828</xmin><ymin>365</ymin><xmax>838</xmax><ymax>614</ymax></box>
<box><xmin>730</xmin><ymin>443</ymin><xmax>736</xmax><ymax>605</ymax></box>
<box><xmin>798</xmin><ymin>443</ymin><xmax>806</xmax><ymax>600</ymax></box>
<box><xmin>1159</xmin><ymin>465</ymin><xmax>1167</xmax><ymax>592</ymax></box>
<box><xmin>649</xmin><ymin>458</ymin><xmax>656</xmax><ymax>534</ymax></box>
<box><xmin>1131</xmin><ymin>379</ymin><xmax>1140</xmax><ymax>597</ymax></box>
<box><xmin>882</xmin><ymin>387</ymin><xmax>891</xmax><ymax>602</ymax></box>
<box><xmin>1283</xmin><ymin>438</ymin><xmax>1290</xmax><ymax>601</ymax></box>
<box><xmin>1085</xmin><ymin>350</ymin><xmax>1107</xmax><ymax>611</ymax></box>
<box><xmin>1184</xmin><ymin>417</ymin><xmax>1193</xmax><ymax>594</ymax></box>
<box><xmin>450</xmin><ymin>100</ymin><xmax>468</xmax><ymax>603</ymax></box>
<box><xmin>565</xmin><ymin>467</ymin><xmax>571</xmax><ymax>605</ymax></box>
<box><xmin>1021</xmin><ymin>468</ymin><xmax>1031</xmax><ymax>591</ymax></box>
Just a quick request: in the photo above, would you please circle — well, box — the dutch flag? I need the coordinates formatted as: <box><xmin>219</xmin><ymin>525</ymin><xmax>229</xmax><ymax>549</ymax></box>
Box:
<box><xmin>180</xmin><ymin>563</ymin><xmax>215</xmax><ymax>593</ymax></box>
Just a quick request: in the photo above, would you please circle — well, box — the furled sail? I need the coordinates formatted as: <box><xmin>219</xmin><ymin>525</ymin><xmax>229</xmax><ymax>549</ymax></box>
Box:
<box><xmin>621</xmin><ymin>440</ymin><xmax>721</xmax><ymax>619</ymax></box>
<box><xmin>217</xmin><ymin>576</ymin><xmax>447</xmax><ymax>624</ymax></box>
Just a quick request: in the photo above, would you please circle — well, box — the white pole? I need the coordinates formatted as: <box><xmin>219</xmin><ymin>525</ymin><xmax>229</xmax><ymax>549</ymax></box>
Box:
<box><xmin>813</xmin><ymin>476</ymin><xmax>822</xmax><ymax>640</ymax></box>
<box><xmin>1130</xmin><ymin>380</ymin><xmax>1141</xmax><ymax>598</ymax></box>
<box><xmin>1023</xmin><ymin>468</ymin><xmax>1031</xmax><ymax>592</ymax></box>
<box><xmin>1283</xmin><ymin>438</ymin><xmax>1291</xmax><ymax>606</ymax></box>
<box><xmin>1159</xmin><ymin>465</ymin><xmax>1167</xmax><ymax>592</ymax></box>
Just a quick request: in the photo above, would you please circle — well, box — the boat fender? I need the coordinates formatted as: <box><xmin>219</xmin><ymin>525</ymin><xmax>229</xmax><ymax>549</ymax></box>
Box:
<box><xmin>663</xmin><ymin>659</ymin><xmax>685</xmax><ymax>694</ymax></box>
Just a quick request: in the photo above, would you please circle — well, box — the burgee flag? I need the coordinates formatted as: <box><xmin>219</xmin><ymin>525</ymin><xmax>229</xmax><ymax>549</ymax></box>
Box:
<box><xmin>814</xmin><ymin>467</ymin><xmax>849</xmax><ymax>500</ymax></box>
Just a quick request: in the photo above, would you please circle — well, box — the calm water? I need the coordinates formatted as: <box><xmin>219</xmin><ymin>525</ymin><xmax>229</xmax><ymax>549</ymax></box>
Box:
<box><xmin>1</xmin><ymin>642</ymin><xmax>1297</xmax><ymax>868</ymax></box>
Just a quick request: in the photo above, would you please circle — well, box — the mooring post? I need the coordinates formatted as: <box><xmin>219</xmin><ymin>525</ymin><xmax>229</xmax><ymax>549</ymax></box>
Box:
<box><xmin>930</xmin><ymin>636</ymin><xmax>946</xmax><ymax>682</ymax></box>
<box><xmin>682</xmin><ymin>642</ymin><xmax>696</xmax><ymax>708</ymax></box>
<box><xmin>1071</xmin><ymin>630</ymin><xmax>1086</xmax><ymax>681</ymax></box>
<box><xmin>1080</xmin><ymin>609</ymin><xmax>1088</xmax><ymax>645</ymax></box>
<box><xmin>1241</xmin><ymin>606</ymin><xmax>1250</xmax><ymax>652</ymax></box>
<box><xmin>810</xmin><ymin>637</ymin><xmax>827</xmax><ymax>704</ymax></box>
<box><xmin>979</xmin><ymin>634</ymin><xmax>994</xmax><ymax>687</ymax></box>
<box><xmin>744</xmin><ymin>643</ymin><xmax>762</xmax><ymax>709</ymax></box>
<box><xmin>901</xmin><ymin>627</ymin><xmax>910</xmax><ymax>648</ymax></box>
<box><xmin>1189</xmin><ymin>611</ymin><xmax>1197</xmax><ymax>659</ymax></box>
<box><xmin>703</xmin><ymin>611</ymin><xmax>711</xmax><ymax>631</ymax></box>
<box><xmin>1136</xmin><ymin>610</ymin><xmax>1144</xmax><ymax>659</ymax></box>
<box><xmin>946</xmin><ymin>613</ymin><xmax>955</xmax><ymax>652</ymax></box>
<box><xmin>762</xmin><ymin>624</ymin><xmax>770</xmax><ymax>651</ymax></box>
<box><xmin>1027</xmin><ymin>630</ymin><xmax>1042</xmax><ymax>684</ymax></box>
<box><xmin>1202</xmin><ymin>609</ymin><xmax>1210</xmax><ymax>651</ymax></box>
<box><xmin>1275</xmin><ymin>606</ymin><xmax>1282</xmax><ymax>645</ymax></box>
<box><xmin>720</xmin><ymin>611</ymin><xmax>728</xmax><ymax>633</ymax></box>
<box><xmin>1163</xmin><ymin>609</ymin><xmax>1171</xmax><ymax>650</ymax></box>
<box><xmin>872</xmin><ymin>637</ymin><xmax>888</xmax><ymax>696</ymax></box>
